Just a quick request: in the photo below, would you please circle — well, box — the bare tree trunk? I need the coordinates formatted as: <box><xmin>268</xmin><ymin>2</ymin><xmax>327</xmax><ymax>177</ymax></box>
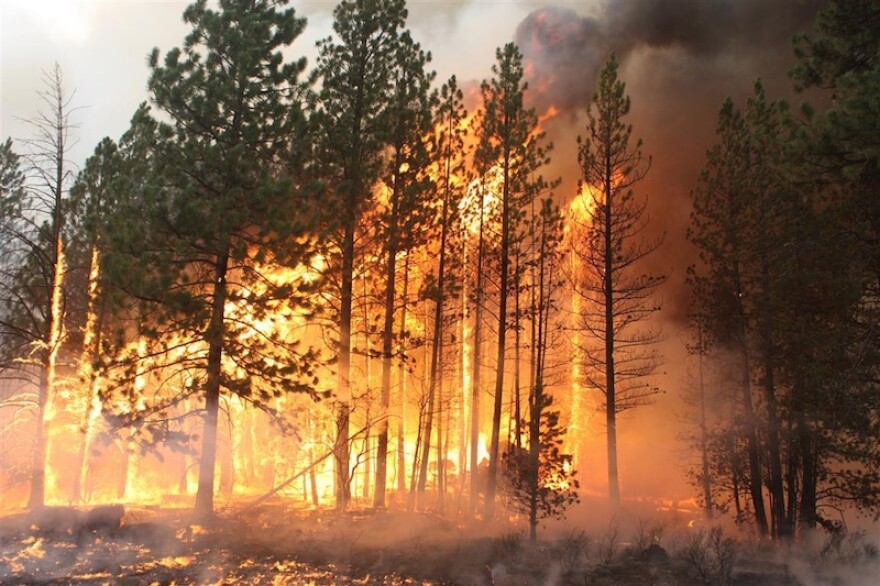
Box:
<box><xmin>375</xmin><ymin>166</ymin><xmax>403</xmax><ymax>507</ymax></box>
<box><xmin>436</xmin><ymin>381</ymin><xmax>446</xmax><ymax>513</ymax></box>
<box><xmin>728</xmin><ymin>434</ymin><xmax>743</xmax><ymax>523</ymax></box>
<box><xmin>28</xmin><ymin>368</ymin><xmax>50</xmax><ymax>508</ymax></box>
<box><xmin>28</xmin><ymin>65</ymin><xmax>71</xmax><ymax>509</ymax></box>
<box><xmin>469</xmin><ymin>198</ymin><xmax>486</xmax><ymax>517</ymax></box>
<box><xmin>73</xmin><ymin>246</ymin><xmax>105</xmax><ymax>503</ymax></box>
<box><xmin>336</xmin><ymin>219</ymin><xmax>355</xmax><ymax>510</ymax></box>
<box><xmin>417</xmin><ymin>316</ymin><xmax>437</xmax><ymax>504</ymax></box>
<box><xmin>602</xmin><ymin>158</ymin><xmax>620</xmax><ymax>507</ymax></box>
<box><xmin>396</xmin><ymin>256</ymin><xmax>411</xmax><ymax>497</ymax></box>
<box><xmin>513</xmin><ymin>251</ymin><xmax>522</xmax><ymax>449</ymax></box>
<box><xmin>797</xmin><ymin>411</ymin><xmax>817</xmax><ymax>531</ymax></box>
<box><xmin>486</xmin><ymin>156</ymin><xmax>512</xmax><ymax>522</ymax></box>
<box><xmin>697</xmin><ymin>323</ymin><xmax>713</xmax><ymax>520</ymax></box>
<box><xmin>194</xmin><ymin>249</ymin><xmax>230</xmax><ymax>518</ymax></box>
<box><xmin>758</xmin><ymin>264</ymin><xmax>786</xmax><ymax>540</ymax></box>
<box><xmin>739</xmin><ymin>345</ymin><xmax>769</xmax><ymax>536</ymax></box>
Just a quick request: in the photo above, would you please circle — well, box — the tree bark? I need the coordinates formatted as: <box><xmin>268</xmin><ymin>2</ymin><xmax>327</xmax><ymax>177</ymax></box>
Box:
<box><xmin>336</xmin><ymin>218</ymin><xmax>355</xmax><ymax>509</ymax></box>
<box><xmin>486</xmin><ymin>150</ymin><xmax>512</xmax><ymax>522</ymax></box>
<box><xmin>194</xmin><ymin>248</ymin><xmax>230</xmax><ymax>518</ymax></box>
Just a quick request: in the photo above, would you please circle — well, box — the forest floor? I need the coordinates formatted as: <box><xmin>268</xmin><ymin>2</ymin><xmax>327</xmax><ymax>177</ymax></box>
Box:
<box><xmin>1</xmin><ymin>498</ymin><xmax>878</xmax><ymax>585</ymax></box>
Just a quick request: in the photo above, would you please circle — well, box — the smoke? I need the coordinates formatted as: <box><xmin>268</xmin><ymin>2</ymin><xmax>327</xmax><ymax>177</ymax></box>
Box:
<box><xmin>514</xmin><ymin>0</ymin><xmax>824</xmax><ymax>117</ymax></box>
<box><xmin>509</xmin><ymin>0</ymin><xmax>828</xmax><ymax>504</ymax></box>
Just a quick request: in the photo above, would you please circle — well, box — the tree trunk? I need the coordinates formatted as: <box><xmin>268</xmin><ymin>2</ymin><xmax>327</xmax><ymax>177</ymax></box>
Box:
<box><xmin>603</xmin><ymin>159</ymin><xmax>620</xmax><ymax>507</ymax></box>
<box><xmin>194</xmin><ymin>249</ymin><xmax>230</xmax><ymax>518</ymax></box>
<box><xmin>528</xmin><ymin>226</ymin><xmax>548</xmax><ymax>544</ymax></box>
<box><xmin>729</xmin><ymin>434</ymin><xmax>743</xmax><ymax>523</ymax></box>
<box><xmin>469</xmin><ymin>196</ymin><xmax>486</xmax><ymax>517</ymax></box>
<box><xmin>73</xmin><ymin>245</ymin><xmax>105</xmax><ymax>504</ymax></box>
<box><xmin>396</xmin><ymin>256</ymin><xmax>411</xmax><ymax>496</ymax></box>
<box><xmin>28</xmin><ymin>368</ymin><xmax>50</xmax><ymax>508</ymax></box>
<box><xmin>758</xmin><ymin>262</ymin><xmax>786</xmax><ymax>540</ymax></box>
<box><xmin>697</xmin><ymin>324</ymin><xmax>713</xmax><ymax>520</ymax></box>
<box><xmin>417</xmin><ymin>318</ymin><xmax>437</xmax><ymax>504</ymax></box>
<box><xmin>437</xmin><ymin>379</ymin><xmax>446</xmax><ymax>513</ymax></box>
<box><xmin>797</xmin><ymin>411</ymin><xmax>817</xmax><ymax>531</ymax></box>
<box><xmin>375</xmin><ymin>170</ymin><xmax>402</xmax><ymax>506</ymax></box>
<box><xmin>739</xmin><ymin>347</ymin><xmax>769</xmax><ymax>536</ymax></box>
<box><xmin>513</xmin><ymin>251</ymin><xmax>522</xmax><ymax>449</ymax></box>
<box><xmin>336</xmin><ymin>218</ymin><xmax>356</xmax><ymax>510</ymax></box>
<box><xmin>486</xmin><ymin>154</ymin><xmax>512</xmax><ymax>522</ymax></box>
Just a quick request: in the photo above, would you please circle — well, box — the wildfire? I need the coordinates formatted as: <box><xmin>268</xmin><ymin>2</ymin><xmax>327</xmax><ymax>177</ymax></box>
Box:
<box><xmin>538</xmin><ymin>105</ymin><xmax>560</xmax><ymax>124</ymax></box>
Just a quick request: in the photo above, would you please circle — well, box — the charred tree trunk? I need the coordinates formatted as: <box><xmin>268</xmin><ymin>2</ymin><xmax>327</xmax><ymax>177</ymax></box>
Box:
<box><xmin>73</xmin><ymin>245</ymin><xmax>105</xmax><ymax>503</ymax></box>
<box><xmin>739</xmin><ymin>347</ymin><xmax>769</xmax><ymax>536</ymax></box>
<box><xmin>417</xmin><ymin>320</ymin><xmax>437</xmax><ymax>504</ymax></box>
<box><xmin>729</xmin><ymin>434</ymin><xmax>743</xmax><ymax>523</ymax></box>
<box><xmin>29</xmin><ymin>68</ymin><xmax>69</xmax><ymax>509</ymax></box>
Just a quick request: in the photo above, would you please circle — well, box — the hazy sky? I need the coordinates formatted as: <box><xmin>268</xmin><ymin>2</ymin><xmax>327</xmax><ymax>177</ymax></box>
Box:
<box><xmin>0</xmin><ymin>0</ymin><xmax>826</xmax><ymax>501</ymax></box>
<box><xmin>1</xmin><ymin>0</ymin><xmax>552</xmax><ymax>168</ymax></box>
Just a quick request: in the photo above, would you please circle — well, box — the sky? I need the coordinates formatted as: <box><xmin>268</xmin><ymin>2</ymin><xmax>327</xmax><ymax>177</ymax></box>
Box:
<box><xmin>0</xmin><ymin>0</ymin><xmax>828</xmax><ymax>502</ymax></box>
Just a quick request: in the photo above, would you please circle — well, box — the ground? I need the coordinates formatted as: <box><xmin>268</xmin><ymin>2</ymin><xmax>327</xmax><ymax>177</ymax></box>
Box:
<box><xmin>1</xmin><ymin>499</ymin><xmax>878</xmax><ymax>585</ymax></box>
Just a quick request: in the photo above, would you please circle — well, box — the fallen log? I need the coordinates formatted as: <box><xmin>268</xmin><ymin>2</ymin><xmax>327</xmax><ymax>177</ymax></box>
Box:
<box><xmin>246</xmin><ymin>419</ymin><xmax>383</xmax><ymax>509</ymax></box>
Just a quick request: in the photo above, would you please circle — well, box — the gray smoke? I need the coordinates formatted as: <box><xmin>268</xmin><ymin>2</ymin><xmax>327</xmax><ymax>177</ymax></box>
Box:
<box><xmin>514</xmin><ymin>0</ymin><xmax>824</xmax><ymax>116</ymax></box>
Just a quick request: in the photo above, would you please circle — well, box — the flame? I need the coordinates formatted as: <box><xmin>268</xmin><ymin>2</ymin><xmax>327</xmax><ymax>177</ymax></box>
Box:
<box><xmin>459</xmin><ymin>166</ymin><xmax>502</xmax><ymax>235</ymax></box>
<box><xmin>538</xmin><ymin>105</ymin><xmax>560</xmax><ymax>124</ymax></box>
<box><xmin>43</xmin><ymin>237</ymin><xmax>67</xmax><ymax>501</ymax></box>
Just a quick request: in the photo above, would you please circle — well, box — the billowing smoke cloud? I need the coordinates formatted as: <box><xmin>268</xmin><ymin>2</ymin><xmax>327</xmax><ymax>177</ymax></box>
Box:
<box><xmin>510</xmin><ymin>1</ymin><xmax>828</xmax><ymax>501</ymax></box>
<box><xmin>514</xmin><ymin>0</ymin><xmax>823</xmax><ymax>116</ymax></box>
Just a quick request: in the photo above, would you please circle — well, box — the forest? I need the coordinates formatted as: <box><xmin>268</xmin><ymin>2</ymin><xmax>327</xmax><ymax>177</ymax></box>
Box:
<box><xmin>0</xmin><ymin>1</ymin><xmax>878</xmax><ymax>584</ymax></box>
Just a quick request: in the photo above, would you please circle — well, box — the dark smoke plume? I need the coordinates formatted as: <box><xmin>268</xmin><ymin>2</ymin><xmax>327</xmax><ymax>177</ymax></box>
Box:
<box><xmin>514</xmin><ymin>0</ymin><xmax>824</xmax><ymax>116</ymax></box>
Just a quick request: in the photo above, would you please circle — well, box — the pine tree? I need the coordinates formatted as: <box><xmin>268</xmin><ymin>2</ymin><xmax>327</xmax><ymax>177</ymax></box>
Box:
<box><xmin>311</xmin><ymin>0</ymin><xmax>408</xmax><ymax>509</ymax></box>
<box><xmin>504</xmin><ymin>197</ymin><xmax>577</xmax><ymax>543</ymax></box>
<box><xmin>477</xmin><ymin>42</ymin><xmax>554</xmax><ymax>521</ymax></box>
<box><xmin>688</xmin><ymin>97</ymin><xmax>769</xmax><ymax>535</ymax></box>
<box><xmin>374</xmin><ymin>33</ymin><xmax>435</xmax><ymax>508</ymax></box>
<box><xmin>503</xmin><ymin>405</ymin><xmax>579</xmax><ymax>543</ymax></box>
<box><xmin>572</xmin><ymin>53</ymin><xmax>665</xmax><ymax>507</ymax></box>
<box><xmin>99</xmin><ymin>0</ymin><xmax>320</xmax><ymax>518</ymax></box>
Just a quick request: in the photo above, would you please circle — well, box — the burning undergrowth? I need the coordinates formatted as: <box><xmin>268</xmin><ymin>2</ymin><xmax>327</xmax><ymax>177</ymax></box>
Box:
<box><xmin>2</xmin><ymin>499</ymin><xmax>877</xmax><ymax>585</ymax></box>
<box><xmin>0</xmin><ymin>503</ymin><xmax>437</xmax><ymax>585</ymax></box>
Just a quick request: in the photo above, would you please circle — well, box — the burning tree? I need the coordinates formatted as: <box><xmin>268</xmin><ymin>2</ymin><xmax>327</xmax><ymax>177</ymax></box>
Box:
<box><xmin>66</xmin><ymin>136</ymin><xmax>123</xmax><ymax>503</ymax></box>
<box><xmin>503</xmin><ymin>197</ymin><xmax>579</xmax><ymax>543</ymax></box>
<box><xmin>570</xmin><ymin>53</ymin><xmax>665</xmax><ymax>506</ymax></box>
<box><xmin>476</xmin><ymin>42</ymin><xmax>556</xmax><ymax>522</ymax></box>
<box><xmin>0</xmin><ymin>66</ymin><xmax>79</xmax><ymax>508</ymax></box>
<box><xmin>310</xmin><ymin>0</ymin><xmax>411</xmax><ymax>509</ymax></box>
<box><xmin>409</xmin><ymin>76</ymin><xmax>469</xmax><ymax>511</ymax></box>
<box><xmin>504</xmin><ymin>404</ymin><xmax>579</xmax><ymax>543</ymax></box>
<box><xmin>96</xmin><ymin>0</ymin><xmax>322</xmax><ymax>518</ymax></box>
<box><xmin>374</xmin><ymin>32</ymin><xmax>435</xmax><ymax>509</ymax></box>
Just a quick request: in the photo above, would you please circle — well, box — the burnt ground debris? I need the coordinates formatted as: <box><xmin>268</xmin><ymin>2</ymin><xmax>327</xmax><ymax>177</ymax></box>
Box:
<box><xmin>1</xmin><ymin>501</ymin><xmax>878</xmax><ymax>585</ymax></box>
